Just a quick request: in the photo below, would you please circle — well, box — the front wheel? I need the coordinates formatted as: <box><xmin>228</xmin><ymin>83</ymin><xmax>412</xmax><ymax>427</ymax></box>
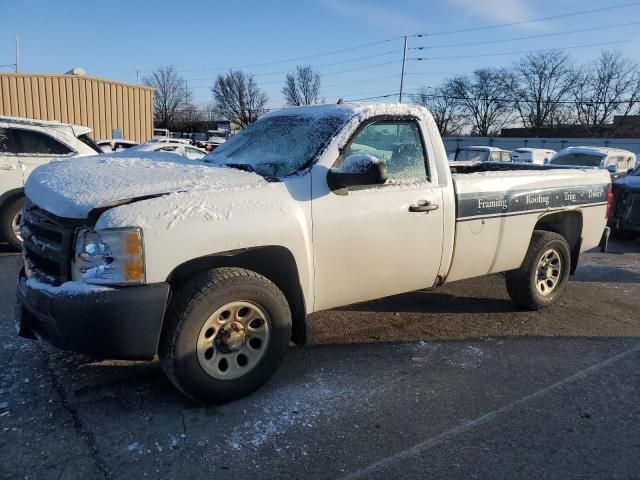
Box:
<box><xmin>159</xmin><ymin>267</ymin><xmax>291</xmax><ymax>403</ymax></box>
<box><xmin>506</xmin><ymin>230</ymin><xmax>571</xmax><ymax>310</ymax></box>
<box><xmin>0</xmin><ymin>196</ymin><xmax>26</xmax><ymax>250</ymax></box>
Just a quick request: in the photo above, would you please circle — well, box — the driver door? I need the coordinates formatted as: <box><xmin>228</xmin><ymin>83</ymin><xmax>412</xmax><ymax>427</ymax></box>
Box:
<box><xmin>311</xmin><ymin>118</ymin><xmax>445</xmax><ymax>311</ymax></box>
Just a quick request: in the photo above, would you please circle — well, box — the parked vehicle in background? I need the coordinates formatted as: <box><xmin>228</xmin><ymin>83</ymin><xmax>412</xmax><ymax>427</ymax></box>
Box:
<box><xmin>97</xmin><ymin>139</ymin><xmax>139</xmax><ymax>153</ymax></box>
<box><xmin>16</xmin><ymin>103</ymin><xmax>611</xmax><ymax>403</ymax></box>
<box><xmin>512</xmin><ymin>148</ymin><xmax>556</xmax><ymax>165</ymax></box>
<box><xmin>548</xmin><ymin>147</ymin><xmax>636</xmax><ymax>179</ymax></box>
<box><xmin>148</xmin><ymin>138</ymin><xmax>191</xmax><ymax>145</ymax></box>
<box><xmin>152</xmin><ymin>128</ymin><xmax>170</xmax><ymax>140</ymax></box>
<box><xmin>119</xmin><ymin>141</ymin><xmax>207</xmax><ymax>160</ymax></box>
<box><xmin>610</xmin><ymin>166</ymin><xmax>640</xmax><ymax>237</ymax></box>
<box><xmin>453</xmin><ymin>146</ymin><xmax>511</xmax><ymax>163</ymax></box>
<box><xmin>0</xmin><ymin>116</ymin><xmax>102</xmax><ymax>248</ymax></box>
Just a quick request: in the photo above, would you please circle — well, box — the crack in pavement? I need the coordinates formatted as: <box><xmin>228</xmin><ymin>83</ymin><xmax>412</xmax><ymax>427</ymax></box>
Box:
<box><xmin>38</xmin><ymin>345</ymin><xmax>111</xmax><ymax>480</ymax></box>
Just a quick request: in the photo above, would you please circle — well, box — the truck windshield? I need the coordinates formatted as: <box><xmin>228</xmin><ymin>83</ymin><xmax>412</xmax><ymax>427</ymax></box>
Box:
<box><xmin>455</xmin><ymin>149</ymin><xmax>488</xmax><ymax>162</ymax></box>
<box><xmin>549</xmin><ymin>153</ymin><xmax>603</xmax><ymax>167</ymax></box>
<box><xmin>204</xmin><ymin>114</ymin><xmax>346</xmax><ymax>177</ymax></box>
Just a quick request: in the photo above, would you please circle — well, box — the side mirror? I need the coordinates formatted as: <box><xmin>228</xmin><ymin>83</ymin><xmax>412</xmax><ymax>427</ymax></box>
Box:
<box><xmin>327</xmin><ymin>154</ymin><xmax>388</xmax><ymax>193</ymax></box>
<box><xmin>606</xmin><ymin>164</ymin><xmax>618</xmax><ymax>174</ymax></box>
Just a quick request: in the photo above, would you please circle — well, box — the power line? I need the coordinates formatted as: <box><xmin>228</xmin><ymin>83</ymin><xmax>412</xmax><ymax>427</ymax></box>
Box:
<box><xmin>410</xmin><ymin>20</ymin><xmax>640</xmax><ymax>50</ymax></box>
<box><xmin>410</xmin><ymin>1</ymin><xmax>640</xmax><ymax>37</ymax></box>
<box><xmin>130</xmin><ymin>39</ymin><xmax>402</xmax><ymax>77</ymax></box>
<box><xmin>182</xmin><ymin>50</ymin><xmax>402</xmax><ymax>82</ymax></box>
<box><xmin>344</xmin><ymin>93</ymin><xmax>400</xmax><ymax>102</ymax></box>
<box><xmin>411</xmin><ymin>38</ymin><xmax>640</xmax><ymax>61</ymax></box>
<box><xmin>404</xmin><ymin>91</ymin><xmax>640</xmax><ymax>106</ymax></box>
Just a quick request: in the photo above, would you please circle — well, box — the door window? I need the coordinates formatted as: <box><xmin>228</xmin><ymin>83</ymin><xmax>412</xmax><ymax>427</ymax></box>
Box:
<box><xmin>500</xmin><ymin>152</ymin><xmax>511</xmax><ymax>162</ymax></box>
<box><xmin>0</xmin><ymin>128</ymin><xmax>15</xmax><ymax>153</ymax></box>
<box><xmin>12</xmin><ymin>128</ymin><xmax>73</xmax><ymax>155</ymax></box>
<box><xmin>338</xmin><ymin>120</ymin><xmax>428</xmax><ymax>181</ymax></box>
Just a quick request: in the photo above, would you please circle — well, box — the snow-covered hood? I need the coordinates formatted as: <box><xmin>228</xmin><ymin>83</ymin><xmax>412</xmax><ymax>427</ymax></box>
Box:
<box><xmin>25</xmin><ymin>154</ymin><xmax>269</xmax><ymax>219</ymax></box>
<box><xmin>614</xmin><ymin>173</ymin><xmax>640</xmax><ymax>191</ymax></box>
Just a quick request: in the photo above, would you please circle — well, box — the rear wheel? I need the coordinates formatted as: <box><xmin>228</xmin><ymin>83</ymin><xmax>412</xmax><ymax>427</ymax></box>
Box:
<box><xmin>0</xmin><ymin>196</ymin><xmax>26</xmax><ymax>250</ymax></box>
<box><xmin>506</xmin><ymin>230</ymin><xmax>571</xmax><ymax>310</ymax></box>
<box><xmin>159</xmin><ymin>267</ymin><xmax>291</xmax><ymax>403</ymax></box>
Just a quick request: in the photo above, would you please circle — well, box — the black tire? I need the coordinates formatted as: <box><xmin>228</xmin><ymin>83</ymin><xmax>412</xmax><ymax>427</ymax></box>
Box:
<box><xmin>159</xmin><ymin>267</ymin><xmax>292</xmax><ymax>403</ymax></box>
<box><xmin>506</xmin><ymin>230</ymin><xmax>571</xmax><ymax>310</ymax></box>
<box><xmin>0</xmin><ymin>196</ymin><xmax>26</xmax><ymax>250</ymax></box>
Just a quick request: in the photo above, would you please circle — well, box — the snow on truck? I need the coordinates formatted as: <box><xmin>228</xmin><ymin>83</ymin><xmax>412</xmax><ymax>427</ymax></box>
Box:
<box><xmin>16</xmin><ymin>103</ymin><xmax>612</xmax><ymax>403</ymax></box>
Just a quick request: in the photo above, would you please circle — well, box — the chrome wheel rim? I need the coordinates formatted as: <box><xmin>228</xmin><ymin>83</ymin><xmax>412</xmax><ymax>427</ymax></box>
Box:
<box><xmin>196</xmin><ymin>301</ymin><xmax>271</xmax><ymax>380</ymax></box>
<box><xmin>536</xmin><ymin>249</ymin><xmax>562</xmax><ymax>296</ymax></box>
<box><xmin>11</xmin><ymin>210</ymin><xmax>22</xmax><ymax>243</ymax></box>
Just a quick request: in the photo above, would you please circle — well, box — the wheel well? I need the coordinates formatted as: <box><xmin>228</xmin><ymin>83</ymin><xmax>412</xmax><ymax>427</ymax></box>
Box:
<box><xmin>534</xmin><ymin>211</ymin><xmax>583</xmax><ymax>274</ymax></box>
<box><xmin>166</xmin><ymin>246</ymin><xmax>307</xmax><ymax>345</ymax></box>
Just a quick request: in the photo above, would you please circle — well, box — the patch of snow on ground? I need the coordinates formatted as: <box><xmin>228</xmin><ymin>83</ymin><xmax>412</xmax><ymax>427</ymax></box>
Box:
<box><xmin>225</xmin><ymin>375</ymin><xmax>336</xmax><ymax>452</ymax></box>
<box><xmin>445</xmin><ymin>345</ymin><xmax>487</xmax><ymax>369</ymax></box>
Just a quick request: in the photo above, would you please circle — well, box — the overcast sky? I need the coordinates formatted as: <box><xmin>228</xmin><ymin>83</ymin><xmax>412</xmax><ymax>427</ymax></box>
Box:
<box><xmin>2</xmin><ymin>0</ymin><xmax>640</xmax><ymax>108</ymax></box>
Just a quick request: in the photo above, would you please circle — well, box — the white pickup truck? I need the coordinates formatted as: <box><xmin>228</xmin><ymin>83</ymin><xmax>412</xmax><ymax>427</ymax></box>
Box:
<box><xmin>16</xmin><ymin>103</ymin><xmax>612</xmax><ymax>403</ymax></box>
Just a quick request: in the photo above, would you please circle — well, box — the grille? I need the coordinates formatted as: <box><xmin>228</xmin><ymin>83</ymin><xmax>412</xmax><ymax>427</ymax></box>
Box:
<box><xmin>21</xmin><ymin>202</ymin><xmax>81</xmax><ymax>285</ymax></box>
<box><xmin>628</xmin><ymin>193</ymin><xmax>640</xmax><ymax>225</ymax></box>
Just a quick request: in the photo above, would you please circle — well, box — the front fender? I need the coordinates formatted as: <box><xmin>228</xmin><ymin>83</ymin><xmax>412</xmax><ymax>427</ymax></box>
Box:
<box><xmin>95</xmin><ymin>176</ymin><xmax>315</xmax><ymax>310</ymax></box>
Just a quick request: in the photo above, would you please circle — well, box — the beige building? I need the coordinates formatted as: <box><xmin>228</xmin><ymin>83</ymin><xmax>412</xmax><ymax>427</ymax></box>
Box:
<box><xmin>0</xmin><ymin>72</ymin><xmax>154</xmax><ymax>142</ymax></box>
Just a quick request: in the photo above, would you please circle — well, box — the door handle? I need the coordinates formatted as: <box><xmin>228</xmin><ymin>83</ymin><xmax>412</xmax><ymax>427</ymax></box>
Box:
<box><xmin>409</xmin><ymin>200</ymin><xmax>439</xmax><ymax>213</ymax></box>
<box><xmin>0</xmin><ymin>165</ymin><xmax>16</xmax><ymax>170</ymax></box>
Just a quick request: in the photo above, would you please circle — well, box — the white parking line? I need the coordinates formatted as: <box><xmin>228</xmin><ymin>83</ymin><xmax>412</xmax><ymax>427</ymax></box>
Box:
<box><xmin>340</xmin><ymin>344</ymin><xmax>640</xmax><ymax>480</ymax></box>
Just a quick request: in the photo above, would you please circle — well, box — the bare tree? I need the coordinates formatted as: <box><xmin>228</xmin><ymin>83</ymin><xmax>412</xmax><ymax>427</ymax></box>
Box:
<box><xmin>412</xmin><ymin>84</ymin><xmax>464</xmax><ymax>136</ymax></box>
<box><xmin>449</xmin><ymin>69</ymin><xmax>513</xmax><ymax>136</ymax></box>
<box><xmin>143</xmin><ymin>65</ymin><xmax>192</xmax><ymax>129</ymax></box>
<box><xmin>504</xmin><ymin>50</ymin><xmax>577</xmax><ymax>135</ymax></box>
<box><xmin>282</xmin><ymin>65</ymin><xmax>322</xmax><ymax>106</ymax></box>
<box><xmin>572</xmin><ymin>51</ymin><xmax>640</xmax><ymax>134</ymax></box>
<box><xmin>212</xmin><ymin>70</ymin><xmax>268</xmax><ymax>128</ymax></box>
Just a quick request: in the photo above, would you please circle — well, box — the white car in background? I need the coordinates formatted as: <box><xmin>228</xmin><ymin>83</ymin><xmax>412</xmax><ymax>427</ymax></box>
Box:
<box><xmin>118</xmin><ymin>141</ymin><xmax>207</xmax><ymax>161</ymax></box>
<box><xmin>0</xmin><ymin>116</ymin><xmax>102</xmax><ymax>248</ymax></box>
<box><xmin>453</xmin><ymin>146</ymin><xmax>511</xmax><ymax>163</ymax></box>
<box><xmin>512</xmin><ymin>148</ymin><xmax>556</xmax><ymax>165</ymax></box>
<box><xmin>548</xmin><ymin>147</ymin><xmax>637</xmax><ymax>179</ymax></box>
<box><xmin>152</xmin><ymin>128</ymin><xmax>170</xmax><ymax>140</ymax></box>
<box><xmin>97</xmin><ymin>139</ymin><xmax>139</xmax><ymax>153</ymax></box>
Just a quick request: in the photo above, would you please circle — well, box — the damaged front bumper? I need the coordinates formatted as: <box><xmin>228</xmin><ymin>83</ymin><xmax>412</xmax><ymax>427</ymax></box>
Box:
<box><xmin>16</xmin><ymin>270</ymin><xmax>170</xmax><ymax>360</ymax></box>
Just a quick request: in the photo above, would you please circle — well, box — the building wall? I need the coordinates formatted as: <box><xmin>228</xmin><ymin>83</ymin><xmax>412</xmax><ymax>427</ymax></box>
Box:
<box><xmin>444</xmin><ymin>136</ymin><xmax>640</xmax><ymax>155</ymax></box>
<box><xmin>0</xmin><ymin>73</ymin><xmax>154</xmax><ymax>142</ymax></box>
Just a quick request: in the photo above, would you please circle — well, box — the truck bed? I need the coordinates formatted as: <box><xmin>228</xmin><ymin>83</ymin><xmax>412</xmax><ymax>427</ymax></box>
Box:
<box><xmin>444</xmin><ymin>162</ymin><xmax>610</xmax><ymax>283</ymax></box>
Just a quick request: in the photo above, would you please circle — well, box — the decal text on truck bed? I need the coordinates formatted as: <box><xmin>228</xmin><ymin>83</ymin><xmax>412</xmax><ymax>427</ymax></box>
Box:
<box><xmin>458</xmin><ymin>184</ymin><xmax>608</xmax><ymax>220</ymax></box>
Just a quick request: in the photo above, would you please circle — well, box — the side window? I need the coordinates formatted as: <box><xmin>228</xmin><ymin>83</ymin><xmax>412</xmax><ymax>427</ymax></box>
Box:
<box><xmin>501</xmin><ymin>152</ymin><xmax>511</xmax><ymax>162</ymax></box>
<box><xmin>339</xmin><ymin>120</ymin><xmax>428</xmax><ymax>181</ymax></box>
<box><xmin>159</xmin><ymin>145</ymin><xmax>178</xmax><ymax>152</ymax></box>
<box><xmin>12</xmin><ymin>129</ymin><xmax>73</xmax><ymax>155</ymax></box>
<box><xmin>0</xmin><ymin>127</ymin><xmax>15</xmax><ymax>153</ymax></box>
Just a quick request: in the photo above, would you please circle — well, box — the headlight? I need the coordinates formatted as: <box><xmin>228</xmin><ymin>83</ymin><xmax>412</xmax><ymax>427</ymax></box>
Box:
<box><xmin>73</xmin><ymin>227</ymin><xmax>145</xmax><ymax>285</ymax></box>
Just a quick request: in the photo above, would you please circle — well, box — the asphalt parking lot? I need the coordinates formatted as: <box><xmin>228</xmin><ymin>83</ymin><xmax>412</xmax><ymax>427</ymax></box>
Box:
<box><xmin>1</xmin><ymin>239</ymin><xmax>639</xmax><ymax>480</ymax></box>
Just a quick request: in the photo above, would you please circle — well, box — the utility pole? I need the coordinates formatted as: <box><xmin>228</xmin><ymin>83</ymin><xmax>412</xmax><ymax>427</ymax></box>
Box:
<box><xmin>15</xmin><ymin>36</ymin><xmax>19</xmax><ymax>72</ymax></box>
<box><xmin>399</xmin><ymin>35</ymin><xmax>407</xmax><ymax>103</ymax></box>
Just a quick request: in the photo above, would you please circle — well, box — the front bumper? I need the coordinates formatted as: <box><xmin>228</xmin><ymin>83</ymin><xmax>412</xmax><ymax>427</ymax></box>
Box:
<box><xmin>16</xmin><ymin>270</ymin><xmax>170</xmax><ymax>360</ymax></box>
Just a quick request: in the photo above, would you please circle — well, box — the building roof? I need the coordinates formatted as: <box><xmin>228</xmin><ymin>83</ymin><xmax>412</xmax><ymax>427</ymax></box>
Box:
<box><xmin>0</xmin><ymin>115</ymin><xmax>92</xmax><ymax>137</ymax></box>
